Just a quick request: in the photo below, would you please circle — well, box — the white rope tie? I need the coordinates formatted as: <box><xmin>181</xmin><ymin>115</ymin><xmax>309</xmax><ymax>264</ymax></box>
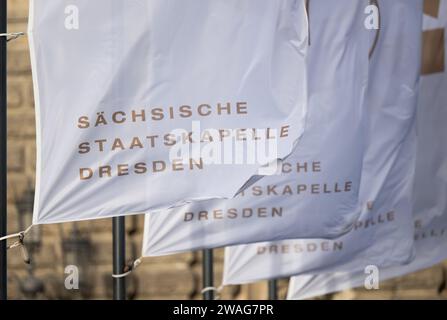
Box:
<box><xmin>112</xmin><ymin>257</ymin><xmax>143</xmax><ymax>278</ymax></box>
<box><xmin>0</xmin><ymin>32</ymin><xmax>26</xmax><ymax>42</ymax></box>
<box><xmin>0</xmin><ymin>225</ymin><xmax>34</xmax><ymax>264</ymax></box>
<box><xmin>201</xmin><ymin>285</ymin><xmax>224</xmax><ymax>300</ymax></box>
<box><xmin>0</xmin><ymin>224</ymin><xmax>34</xmax><ymax>243</ymax></box>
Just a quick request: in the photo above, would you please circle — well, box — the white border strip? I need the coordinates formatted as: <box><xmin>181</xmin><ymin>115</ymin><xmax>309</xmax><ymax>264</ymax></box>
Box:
<box><xmin>28</xmin><ymin>0</ymin><xmax>42</xmax><ymax>225</ymax></box>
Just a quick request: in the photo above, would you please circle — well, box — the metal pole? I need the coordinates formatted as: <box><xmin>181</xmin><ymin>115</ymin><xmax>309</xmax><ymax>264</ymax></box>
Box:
<box><xmin>113</xmin><ymin>216</ymin><xmax>126</xmax><ymax>300</ymax></box>
<box><xmin>202</xmin><ymin>249</ymin><xmax>214</xmax><ymax>300</ymax></box>
<box><xmin>0</xmin><ymin>0</ymin><xmax>7</xmax><ymax>301</ymax></box>
<box><xmin>268</xmin><ymin>279</ymin><xmax>278</xmax><ymax>300</ymax></box>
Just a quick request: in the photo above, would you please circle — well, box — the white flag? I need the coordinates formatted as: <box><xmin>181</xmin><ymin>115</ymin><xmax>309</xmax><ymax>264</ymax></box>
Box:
<box><xmin>142</xmin><ymin>0</ymin><xmax>370</xmax><ymax>257</ymax></box>
<box><xmin>287</xmin><ymin>215</ymin><xmax>447</xmax><ymax>299</ymax></box>
<box><xmin>288</xmin><ymin>0</ymin><xmax>447</xmax><ymax>299</ymax></box>
<box><xmin>222</xmin><ymin>0</ymin><xmax>423</xmax><ymax>286</ymax></box>
<box><xmin>28</xmin><ymin>0</ymin><xmax>309</xmax><ymax>224</ymax></box>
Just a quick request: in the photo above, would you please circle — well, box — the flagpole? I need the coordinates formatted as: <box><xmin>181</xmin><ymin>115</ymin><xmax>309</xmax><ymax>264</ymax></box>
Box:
<box><xmin>202</xmin><ymin>249</ymin><xmax>214</xmax><ymax>300</ymax></box>
<box><xmin>0</xmin><ymin>0</ymin><xmax>7</xmax><ymax>301</ymax></box>
<box><xmin>268</xmin><ymin>279</ymin><xmax>278</xmax><ymax>300</ymax></box>
<box><xmin>113</xmin><ymin>216</ymin><xmax>126</xmax><ymax>300</ymax></box>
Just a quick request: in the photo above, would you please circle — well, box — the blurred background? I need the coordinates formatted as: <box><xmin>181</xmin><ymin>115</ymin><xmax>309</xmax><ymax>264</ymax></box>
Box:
<box><xmin>4</xmin><ymin>0</ymin><xmax>447</xmax><ymax>300</ymax></box>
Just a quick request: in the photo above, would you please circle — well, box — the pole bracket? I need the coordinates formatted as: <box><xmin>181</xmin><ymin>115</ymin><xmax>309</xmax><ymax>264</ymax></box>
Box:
<box><xmin>112</xmin><ymin>257</ymin><xmax>143</xmax><ymax>279</ymax></box>
<box><xmin>201</xmin><ymin>285</ymin><xmax>223</xmax><ymax>300</ymax></box>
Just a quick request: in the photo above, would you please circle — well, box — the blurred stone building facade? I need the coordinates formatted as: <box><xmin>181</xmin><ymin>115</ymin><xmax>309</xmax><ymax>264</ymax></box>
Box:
<box><xmin>5</xmin><ymin>0</ymin><xmax>447</xmax><ymax>300</ymax></box>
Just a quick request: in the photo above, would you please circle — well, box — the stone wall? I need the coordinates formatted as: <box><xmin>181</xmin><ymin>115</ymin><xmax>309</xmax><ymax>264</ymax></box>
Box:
<box><xmin>4</xmin><ymin>0</ymin><xmax>446</xmax><ymax>300</ymax></box>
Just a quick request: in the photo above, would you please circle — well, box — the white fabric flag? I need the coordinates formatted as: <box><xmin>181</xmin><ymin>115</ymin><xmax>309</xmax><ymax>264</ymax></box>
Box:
<box><xmin>141</xmin><ymin>0</ymin><xmax>370</xmax><ymax>256</ymax></box>
<box><xmin>28</xmin><ymin>0</ymin><xmax>309</xmax><ymax>224</ymax></box>
<box><xmin>288</xmin><ymin>1</ymin><xmax>447</xmax><ymax>299</ymax></box>
<box><xmin>287</xmin><ymin>215</ymin><xmax>447</xmax><ymax>300</ymax></box>
<box><xmin>222</xmin><ymin>0</ymin><xmax>423</xmax><ymax>286</ymax></box>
